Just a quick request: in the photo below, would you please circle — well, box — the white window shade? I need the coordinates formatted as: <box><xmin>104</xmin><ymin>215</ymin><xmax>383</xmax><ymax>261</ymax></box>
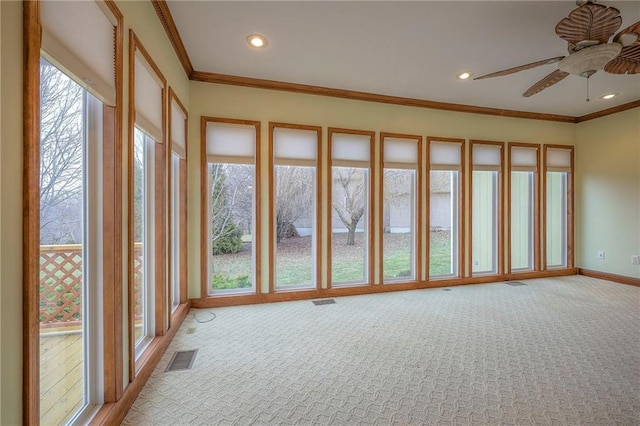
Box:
<box><xmin>134</xmin><ymin>53</ymin><xmax>163</xmax><ymax>142</ymax></box>
<box><xmin>546</xmin><ymin>148</ymin><xmax>572</xmax><ymax>172</ymax></box>
<box><xmin>41</xmin><ymin>0</ymin><xmax>117</xmax><ymax>106</ymax></box>
<box><xmin>384</xmin><ymin>137</ymin><xmax>418</xmax><ymax>168</ymax></box>
<box><xmin>430</xmin><ymin>141</ymin><xmax>461</xmax><ymax>170</ymax></box>
<box><xmin>274</xmin><ymin>127</ymin><xmax>317</xmax><ymax>165</ymax></box>
<box><xmin>511</xmin><ymin>146</ymin><xmax>538</xmax><ymax>171</ymax></box>
<box><xmin>206</xmin><ymin>122</ymin><xmax>255</xmax><ymax>163</ymax></box>
<box><xmin>473</xmin><ymin>144</ymin><xmax>502</xmax><ymax>171</ymax></box>
<box><xmin>170</xmin><ymin>100</ymin><xmax>187</xmax><ymax>158</ymax></box>
<box><xmin>332</xmin><ymin>133</ymin><xmax>371</xmax><ymax>166</ymax></box>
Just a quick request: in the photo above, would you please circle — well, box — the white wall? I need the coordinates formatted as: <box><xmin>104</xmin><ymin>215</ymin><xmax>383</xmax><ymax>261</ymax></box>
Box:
<box><xmin>1</xmin><ymin>1</ymin><xmax>22</xmax><ymax>423</ymax></box>
<box><xmin>575</xmin><ymin>108</ymin><xmax>640</xmax><ymax>278</ymax></box>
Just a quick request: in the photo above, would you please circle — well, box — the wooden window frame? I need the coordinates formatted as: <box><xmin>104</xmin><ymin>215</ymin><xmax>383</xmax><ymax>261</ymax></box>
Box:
<box><xmin>23</xmin><ymin>1</ymin><xmax>124</xmax><ymax>422</ymax></box>
<box><xmin>426</xmin><ymin>137</ymin><xmax>465</xmax><ymax>280</ymax></box>
<box><xmin>167</xmin><ymin>88</ymin><xmax>188</xmax><ymax>326</ymax></box>
<box><xmin>268</xmin><ymin>122</ymin><xmax>322</xmax><ymax>293</ymax></box>
<box><xmin>327</xmin><ymin>127</ymin><xmax>375</xmax><ymax>288</ymax></box>
<box><xmin>127</xmin><ymin>30</ymin><xmax>168</xmax><ymax>381</ymax></box>
<box><xmin>469</xmin><ymin>140</ymin><xmax>504</xmax><ymax>277</ymax></box>
<box><xmin>379</xmin><ymin>132</ymin><xmax>423</xmax><ymax>285</ymax></box>
<box><xmin>200</xmin><ymin>117</ymin><xmax>262</xmax><ymax>297</ymax></box>
<box><xmin>507</xmin><ymin>142</ymin><xmax>541</xmax><ymax>274</ymax></box>
<box><xmin>542</xmin><ymin>144</ymin><xmax>574</xmax><ymax>271</ymax></box>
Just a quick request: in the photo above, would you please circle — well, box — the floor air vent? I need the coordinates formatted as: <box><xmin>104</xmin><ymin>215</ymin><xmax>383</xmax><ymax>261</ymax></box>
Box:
<box><xmin>312</xmin><ymin>299</ymin><xmax>336</xmax><ymax>306</ymax></box>
<box><xmin>165</xmin><ymin>349</ymin><xmax>198</xmax><ymax>372</ymax></box>
<box><xmin>505</xmin><ymin>281</ymin><xmax>527</xmax><ymax>286</ymax></box>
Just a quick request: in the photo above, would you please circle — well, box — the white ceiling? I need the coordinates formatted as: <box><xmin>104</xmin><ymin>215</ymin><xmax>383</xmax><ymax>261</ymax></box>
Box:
<box><xmin>166</xmin><ymin>1</ymin><xmax>640</xmax><ymax>117</ymax></box>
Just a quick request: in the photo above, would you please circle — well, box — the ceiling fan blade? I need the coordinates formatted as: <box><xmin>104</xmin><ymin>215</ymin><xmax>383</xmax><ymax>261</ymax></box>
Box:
<box><xmin>474</xmin><ymin>57</ymin><xmax>565</xmax><ymax>80</ymax></box>
<box><xmin>523</xmin><ymin>69</ymin><xmax>570</xmax><ymax>97</ymax></box>
<box><xmin>604</xmin><ymin>44</ymin><xmax>640</xmax><ymax>74</ymax></box>
<box><xmin>555</xmin><ymin>3</ymin><xmax>622</xmax><ymax>46</ymax></box>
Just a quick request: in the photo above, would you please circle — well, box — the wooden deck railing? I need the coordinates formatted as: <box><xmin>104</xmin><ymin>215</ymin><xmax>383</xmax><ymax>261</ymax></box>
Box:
<box><xmin>40</xmin><ymin>244</ymin><xmax>143</xmax><ymax>329</ymax></box>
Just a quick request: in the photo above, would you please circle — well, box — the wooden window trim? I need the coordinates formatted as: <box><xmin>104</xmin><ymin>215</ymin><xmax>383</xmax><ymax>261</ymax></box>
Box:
<box><xmin>426</xmin><ymin>137</ymin><xmax>465</xmax><ymax>280</ymax></box>
<box><xmin>327</xmin><ymin>127</ymin><xmax>375</xmax><ymax>288</ymax></box>
<box><xmin>167</xmin><ymin>88</ymin><xmax>188</xmax><ymax>327</ymax></box>
<box><xmin>128</xmin><ymin>30</ymin><xmax>168</xmax><ymax>382</ymax></box>
<box><xmin>507</xmin><ymin>142</ymin><xmax>541</xmax><ymax>274</ymax></box>
<box><xmin>379</xmin><ymin>132</ymin><xmax>423</xmax><ymax>285</ymax></box>
<box><xmin>542</xmin><ymin>144</ymin><xmax>574</xmax><ymax>270</ymax></box>
<box><xmin>469</xmin><ymin>140</ymin><xmax>504</xmax><ymax>277</ymax></box>
<box><xmin>268</xmin><ymin>122</ymin><xmax>322</xmax><ymax>293</ymax></box>
<box><xmin>200</xmin><ymin>117</ymin><xmax>262</xmax><ymax>297</ymax></box>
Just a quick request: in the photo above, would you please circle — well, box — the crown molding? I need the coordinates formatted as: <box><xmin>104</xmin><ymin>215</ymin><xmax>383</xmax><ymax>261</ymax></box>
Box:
<box><xmin>151</xmin><ymin>0</ymin><xmax>193</xmax><ymax>77</ymax></box>
<box><xmin>574</xmin><ymin>100</ymin><xmax>640</xmax><ymax>123</ymax></box>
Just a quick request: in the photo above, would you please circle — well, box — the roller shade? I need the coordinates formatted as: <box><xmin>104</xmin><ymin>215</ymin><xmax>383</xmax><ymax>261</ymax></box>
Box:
<box><xmin>41</xmin><ymin>0</ymin><xmax>117</xmax><ymax>106</ymax></box>
<box><xmin>430</xmin><ymin>141</ymin><xmax>462</xmax><ymax>171</ymax></box>
<box><xmin>170</xmin><ymin>99</ymin><xmax>187</xmax><ymax>158</ymax></box>
<box><xmin>332</xmin><ymin>133</ymin><xmax>371</xmax><ymax>167</ymax></box>
<box><xmin>384</xmin><ymin>137</ymin><xmax>418</xmax><ymax>169</ymax></box>
<box><xmin>134</xmin><ymin>53</ymin><xmax>164</xmax><ymax>142</ymax></box>
<box><xmin>472</xmin><ymin>144</ymin><xmax>502</xmax><ymax>171</ymax></box>
<box><xmin>206</xmin><ymin>122</ymin><xmax>256</xmax><ymax>164</ymax></box>
<box><xmin>546</xmin><ymin>148</ymin><xmax>572</xmax><ymax>172</ymax></box>
<box><xmin>510</xmin><ymin>146</ymin><xmax>538</xmax><ymax>172</ymax></box>
<box><xmin>274</xmin><ymin>127</ymin><xmax>317</xmax><ymax>166</ymax></box>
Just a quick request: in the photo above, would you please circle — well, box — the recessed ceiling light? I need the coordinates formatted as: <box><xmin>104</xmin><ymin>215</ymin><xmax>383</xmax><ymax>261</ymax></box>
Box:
<box><xmin>456</xmin><ymin>71</ymin><xmax>473</xmax><ymax>80</ymax></box>
<box><xmin>247</xmin><ymin>34</ymin><xmax>268</xmax><ymax>48</ymax></box>
<box><xmin>599</xmin><ymin>92</ymin><xmax>618</xmax><ymax>100</ymax></box>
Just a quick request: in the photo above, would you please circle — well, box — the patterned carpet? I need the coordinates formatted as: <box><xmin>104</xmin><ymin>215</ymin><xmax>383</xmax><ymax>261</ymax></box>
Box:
<box><xmin>123</xmin><ymin>276</ymin><xmax>640</xmax><ymax>425</ymax></box>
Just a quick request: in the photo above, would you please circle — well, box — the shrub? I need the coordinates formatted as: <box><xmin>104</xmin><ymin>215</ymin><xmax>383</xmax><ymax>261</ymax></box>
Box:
<box><xmin>212</xmin><ymin>274</ymin><xmax>251</xmax><ymax>290</ymax></box>
<box><xmin>212</xmin><ymin>223</ymin><xmax>243</xmax><ymax>255</ymax></box>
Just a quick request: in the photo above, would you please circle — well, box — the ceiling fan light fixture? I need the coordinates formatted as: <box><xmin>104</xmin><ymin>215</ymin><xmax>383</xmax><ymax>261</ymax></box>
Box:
<box><xmin>456</xmin><ymin>71</ymin><xmax>473</xmax><ymax>80</ymax></box>
<box><xmin>558</xmin><ymin>43</ymin><xmax>622</xmax><ymax>76</ymax></box>
<box><xmin>599</xmin><ymin>92</ymin><xmax>618</xmax><ymax>100</ymax></box>
<box><xmin>247</xmin><ymin>34</ymin><xmax>268</xmax><ymax>48</ymax></box>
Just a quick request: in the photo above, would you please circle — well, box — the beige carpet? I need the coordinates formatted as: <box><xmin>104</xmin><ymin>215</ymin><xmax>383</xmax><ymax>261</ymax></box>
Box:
<box><xmin>123</xmin><ymin>276</ymin><xmax>640</xmax><ymax>425</ymax></box>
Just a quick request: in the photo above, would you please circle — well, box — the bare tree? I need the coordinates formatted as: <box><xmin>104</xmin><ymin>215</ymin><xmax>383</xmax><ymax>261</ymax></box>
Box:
<box><xmin>332</xmin><ymin>168</ymin><xmax>366</xmax><ymax>246</ymax></box>
<box><xmin>39</xmin><ymin>59</ymin><xmax>84</xmax><ymax>245</ymax></box>
<box><xmin>275</xmin><ymin>166</ymin><xmax>313</xmax><ymax>243</ymax></box>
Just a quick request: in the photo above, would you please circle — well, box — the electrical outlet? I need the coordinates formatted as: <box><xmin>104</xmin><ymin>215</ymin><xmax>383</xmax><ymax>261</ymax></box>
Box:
<box><xmin>597</xmin><ymin>251</ymin><xmax>605</xmax><ymax>260</ymax></box>
<box><xmin>632</xmin><ymin>255</ymin><xmax>640</xmax><ymax>265</ymax></box>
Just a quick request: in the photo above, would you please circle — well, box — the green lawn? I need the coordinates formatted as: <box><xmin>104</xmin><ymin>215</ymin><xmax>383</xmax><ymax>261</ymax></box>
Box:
<box><xmin>211</xmin><ymin>230</ymin><xmax>453</xmax><ymax>290</ymax></box>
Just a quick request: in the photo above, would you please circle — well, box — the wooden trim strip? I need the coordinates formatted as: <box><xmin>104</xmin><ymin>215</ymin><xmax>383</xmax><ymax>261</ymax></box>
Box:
<box><xmin>190</xmin><ymin>269</ymin><xmax>578</xmax><ymax>308</ymax></box>
<box><xmin>90</xmin><ymin>303</ymin><xmax>191</xmax><ymax>425</ymax></box>
<box><xmin>23</xmin><ymin>1</ymin><xmax>42</xmax><ymax>423</ymax></box>
<box><xmin>191</xmin><ymin>71</ymin><xmax>577</xmax><ymax>123</ymax></box>
<box><xmin>575</xmin><ymin>100</ymin><xmax>640</xmax><ymax>123</ymax></box>
<box><xmin>578</xmin><ymin>268</ymin><xmax>640</xmax><ymax>287</ymax></box>
<box><xmin>150</xmin><ymin>0</ymin><xmax>194</xmax><ymax>77</ymax></box>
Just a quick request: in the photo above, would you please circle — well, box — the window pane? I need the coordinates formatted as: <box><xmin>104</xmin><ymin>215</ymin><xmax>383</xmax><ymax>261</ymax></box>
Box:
<box><xmin>132</xmin><ymin>128</ymin><xmax>146</xmax><ymax>344</ymax></box>
<box><xmin>472</xmin><ymin>171</ymin><xmax>498</xmax><ymax>275</ymax></box>
<box><xmin>209</xmin><ymin>163</ymin><xmax>255</xmax><ymax>294</ymax></box>
<box><xmin>331</xmin><ymin>167</ymin><xmax>369</xmax><ymax>285</ymax></box>
<box><xmin>429</xmin><ymin>170</ymin><xmax>459</xmax><ymax>277</ymax></box>
<box><xmin>39</xmin><ymin>59</ymin><xmax>86</xmax><ymax>425</ymax></box>
<box><xmin>546</xmin><ymin>172</ymin><xmax>568</xmax><ymax>268</ymax></box>
<box><xmin>275</xmin><ymin>166</ymin><xmax>315</xmax><ymax>289</ymax></box>
<box><xmin>511</xmin><ymin>172</ymin><xmax>534</xmax><ymax>270</ymax></box>
<box><xmin>170</xmin><ymin>154</ymin><xmax>180</xmax><ymax>310</ymax></box>
<box><xmin>383</xmin><ymin>169</ymin><xmax>415</xmax><ymax>282</ymax></box>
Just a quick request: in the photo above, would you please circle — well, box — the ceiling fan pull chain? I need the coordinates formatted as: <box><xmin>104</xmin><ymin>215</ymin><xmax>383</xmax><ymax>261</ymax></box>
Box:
<box><xmin>586</xmin><ymin>76</ymin><xmax>590</xmax><ymax>102</ymax></box>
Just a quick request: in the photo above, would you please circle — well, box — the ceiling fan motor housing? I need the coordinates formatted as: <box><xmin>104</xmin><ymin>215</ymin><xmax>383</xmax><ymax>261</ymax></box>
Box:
<box><xmin>558</xmin><ymin>43</ymin><xmax>623</xmax><ymax>76</ymax></box>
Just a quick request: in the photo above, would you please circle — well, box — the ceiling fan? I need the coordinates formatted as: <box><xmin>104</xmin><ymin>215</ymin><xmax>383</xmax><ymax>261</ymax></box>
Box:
<box><xmin>475</xmin><ymin>0</ymin><xmax>640</xmax><ymax>97</ymax></box>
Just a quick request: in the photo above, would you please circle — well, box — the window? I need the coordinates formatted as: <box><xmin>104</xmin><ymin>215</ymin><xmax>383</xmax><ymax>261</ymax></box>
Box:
<box><xmin>203</xmin><ymin>119</ymin><xmax>260</xmax><ymax>295</ymax></box>
<box><xmin>169</xmin><ymin>91</ymin><xmax>187</xmax><ymax>313</ymax></box>
<box><xmin>381</xmin><ymin>134</ymin><xmax>421</xmax><ymax>283</ymax></box>
<box><xmin>328</xmin><ymin>129</ymin><xmax>374</xmax><ymax>287</ymax></box>
<box><xmin>129</xmin><ymin>32</ymin><xmax>167</xmax><ymax>369</ymax></box>
<box><xmin>270</xmin><ymin>124</ymin><xmax>321</xmax><ymax>291</ymax></box>
<box><xmin>428</xmin><ymin>138</ymin><xmax>464</xmax><ymax>278</ymax></box>
<box><xmin>33</xmin><ymin>1</ymin><xmax>121</xmax><ymax>423</ymax></box>
<box><xmin>509</xmin><ymin>144</ymin><xmax>539</xmax><ymax>272</ymax></box>
<box><xmin>470</xmin><ymin>141</ymin><xmax>503</xmax><ymax>276</ymax></box>
<box><xmin>544</xmin><ymin>146</ymin><xmax>573</xmax><ymax>269</ymax></box>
